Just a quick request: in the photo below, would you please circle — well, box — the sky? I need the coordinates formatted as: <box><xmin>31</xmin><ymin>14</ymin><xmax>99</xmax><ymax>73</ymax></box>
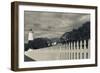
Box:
<box><xmin>24</xmin><ymin>11</ymin><xmax>90</xmax><ymax>43</ymax></box>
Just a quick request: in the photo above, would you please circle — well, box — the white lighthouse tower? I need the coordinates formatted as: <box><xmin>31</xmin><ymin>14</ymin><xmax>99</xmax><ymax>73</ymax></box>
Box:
<box><xmin>27</xmin><ymin>29</ymin><xmax>34</xmax><ymax>51</ymax></box>
<box><xmin>28</xmin><ymin>29</ymin><xmax>34</xmax><ymax>41</ymax></box>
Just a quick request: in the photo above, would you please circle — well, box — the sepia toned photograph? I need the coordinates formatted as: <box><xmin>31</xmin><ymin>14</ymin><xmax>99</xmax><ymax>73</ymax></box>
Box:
<box><xmin>24</xmin><ymin>11</ymin><xmax>90</xmax><ymax>61</ymax></box>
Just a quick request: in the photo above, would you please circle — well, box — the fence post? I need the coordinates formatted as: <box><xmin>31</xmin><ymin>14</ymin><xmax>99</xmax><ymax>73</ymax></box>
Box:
<box><xmin>80</xmin><ymin>40</ymin><xmax>82</xmax><ymax>50</ymax></box>
<box><xmin>74</xmin><ymin>41</ymin><xmax>76</xmax><ymax>50</ymax></box>
<box><xmin>77</xmin><ymin>40</ymin><xmax>79</xmax><ymax>49</ymax></box>
<box><xmin>88</xmin><ymin>39</ymin><xmax>90</xmax><ymax>58</ymax></box>
<box><xmin>84</xmin><ymin>40</ymin><xmax>86</xmax><ymax>49</ymax></box>
<box><xmin>71</xmin><ymin>41</ymin><xmax>73</xmax><ymax>50</ymax></box>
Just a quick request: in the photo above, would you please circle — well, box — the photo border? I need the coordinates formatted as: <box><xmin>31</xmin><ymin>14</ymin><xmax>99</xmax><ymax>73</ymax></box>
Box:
<box><xmin>11</xmin><ymin>1</ymin><xmax>98</xmax><ymax>71</ymax></box>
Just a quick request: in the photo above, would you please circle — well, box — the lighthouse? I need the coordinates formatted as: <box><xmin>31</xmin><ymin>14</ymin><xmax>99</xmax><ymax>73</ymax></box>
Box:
<box><xmin>28</xmin><ymin>29</ymin><xmax>34</xmax><ymax>50</ymax></box>
<box><xmin>28</xmin><ymin>29</ymin><xmax>34</xmax><ymax>41</ymax></box>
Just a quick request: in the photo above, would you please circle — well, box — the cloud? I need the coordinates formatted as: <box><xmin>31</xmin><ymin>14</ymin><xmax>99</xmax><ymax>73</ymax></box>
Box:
<box><xmin>24</xmin><ymin>11</ymin><xmax>90</xmax><ymax>39</ymax></box>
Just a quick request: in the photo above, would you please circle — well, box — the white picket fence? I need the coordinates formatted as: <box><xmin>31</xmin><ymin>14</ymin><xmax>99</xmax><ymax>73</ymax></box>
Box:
<box><xmin>25</xmin><ymin>40</ymin><xmax>90</xmax><ymax>61</ymax></box>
